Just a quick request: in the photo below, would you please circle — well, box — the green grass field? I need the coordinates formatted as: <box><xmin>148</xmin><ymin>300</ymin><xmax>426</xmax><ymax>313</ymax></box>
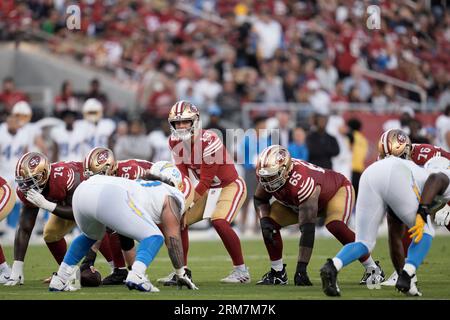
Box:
<box><xmin>0</xmin><ymin>236</ymin><xmax>449</xmax><ymax>300</ymax></box>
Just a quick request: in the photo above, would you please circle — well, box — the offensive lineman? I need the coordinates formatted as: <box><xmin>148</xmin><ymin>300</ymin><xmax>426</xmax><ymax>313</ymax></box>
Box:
<box><xmin>0</xmin><ymin>176</ymin><xmax>16</xmax><ymax>282</ymax></box>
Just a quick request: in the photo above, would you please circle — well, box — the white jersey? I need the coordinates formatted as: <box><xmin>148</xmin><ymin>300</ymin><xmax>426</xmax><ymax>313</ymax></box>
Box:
<box><xmin>0</xmin><ymin>123</ymin><xmax>32</xmax><ymax>183</ymax></box>
<box><xmin>148</xmin><ymin>130</ymin><xmax>172</xmax><ymax>162</ymax></box>
<box><xmin>50</xmin><ymin>122</ymin><xmax>86</xmax><ymax>162</ymax></box>
<box><xmin>435</xmin><ymin>114</ymin><xmax>450</xmax><ymax>151</ymax></box>
<box><xmin>77</xmin><ymin>119</ymin><xmax>116</xmax><ymax>156</ymax></box>
<box><xmin>83</xmin><ymin>175</ymin><xmax>185</xmax><ymax>224</ymax></box>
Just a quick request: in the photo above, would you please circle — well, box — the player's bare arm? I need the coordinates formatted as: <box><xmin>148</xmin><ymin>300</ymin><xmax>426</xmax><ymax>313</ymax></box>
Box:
<box><xmin>14</xmin><ymin>206</ymin><xmax>39</xmax><ymax>261</ymax></box>
<box><xmin>254</xmin><ymin>183</ymin><xmax>275</xmax><ymax>244</ymax></box>
<box><xmin>295</xmin><ymin>185</ymin><xmax>320</xmax><ymax>286</ymax></box>
<box><xmin>386</xmin><ymin>211</ymin><xmax>407</xmax><ymax>273</ymax></box>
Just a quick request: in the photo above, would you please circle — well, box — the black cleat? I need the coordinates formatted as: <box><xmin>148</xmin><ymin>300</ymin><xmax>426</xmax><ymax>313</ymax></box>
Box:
<box><xmin>359</xmin><ymin>260</ymin><xmax>385</xmax><ymax>285</ymax></box>
<box><xmin>160</xmin><ymin>269</ymin><xmax>192</xmax><ymax>287</ymax></box>
<box><xmin>320</xmin><ymin>259</ymin><xmax>341</xmax><ymax>297</ymax></box>
<box><xmin>102</xmin><ymin>268</ymin><xmax>128</xmax><ymax>285</ymax></box>
<box><xmin>395</xmin><ymin>270</ymin><xmax>422</xmax><ymax>296</ymax></box>
<box><xmin>256</xmin><ymin>264</ymin><xmax>288</xmax><ymax>285</ymax></box>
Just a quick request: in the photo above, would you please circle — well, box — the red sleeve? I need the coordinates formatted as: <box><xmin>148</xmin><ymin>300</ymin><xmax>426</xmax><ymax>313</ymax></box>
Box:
<box><xmin>195</xmin><ymin>131</ymin><xmax>223</xmax><ymax>196</ymax></box>
<box><xmin>169</xmin><ymin>138</ymin><xmax>190</xmax><ymax>179</ymax></box>
<box><xmin>196</xmin><ymin>162</ymin><xmax>220</xmax><ymax>196</ymax></box>
<box><xmin>47</xmin><ymin>164</ymin><xmax>75</xmax><ymax>202</ymax></box>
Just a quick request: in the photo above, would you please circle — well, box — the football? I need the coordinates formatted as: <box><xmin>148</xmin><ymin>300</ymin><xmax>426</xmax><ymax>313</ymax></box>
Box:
<box><xmin>80</xmin><ymin>268</ymin><xmax>102</xmax><ymax>288</ymax></box>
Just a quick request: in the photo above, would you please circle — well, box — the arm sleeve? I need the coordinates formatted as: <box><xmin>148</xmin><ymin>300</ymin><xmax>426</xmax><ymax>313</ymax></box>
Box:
<box><xmin>195</xmin><ymin>162</ymin><xmax>220</xmax><ymax>196</ymax></box>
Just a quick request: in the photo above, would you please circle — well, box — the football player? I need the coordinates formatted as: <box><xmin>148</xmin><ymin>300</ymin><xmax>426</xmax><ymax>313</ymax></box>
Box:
<box><xmin>82</xmin><ymin>147</ymin><xmax>195</xmax><ymax>285</ymax></box>
<box><xmin>376</xmin><ymin>129</ymin><xmax>450</xmax><ymax>286</ymax></box>
<box><xmin>5</xmin><ymin>152</ymin><xmax>114</xmax><ymax>285</ymax></box>
<box><xmin>253</xmin><ymin>145</ymin><xmax>383</xmax><ymax>286</ymax></box>
<box><xmin>165</xmin><ymin>100</ymin><xmax>250</xmax><ymax>284</ymax></box>
<box><xmin>320</xmin><ymin>156</ymin><xmax>450</xmax><ymax>297</ymax></box>
<box><xmin>0</xmin><ymin>176</ymin><xmax>16</xmax><ymax>283</ymax></box>
<box><xmin>49</xmin><ymin>166</ymin><xmax>198</xmax><ymax>292</ymax></box>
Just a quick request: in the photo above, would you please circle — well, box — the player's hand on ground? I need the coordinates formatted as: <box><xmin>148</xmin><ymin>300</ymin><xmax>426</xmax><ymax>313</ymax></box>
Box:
<box><xmin>409</xmin><ymin>214</ymin><xmax>426</xmax><ymax>243</ymax></box>
<box><xmin>294</xmin><ymin>272</ymin><xmax>313</xmax><ymax>286</ymax></box>
<box><xmin>260</xmin><ymin>217</ymin><xmax>277</xmax><ymax>245</ymax></box>
<box><xmin>434</xmin><ymin>204</ymin><xmax>450</xmax><ymax>226</ymax></box>
<box><xmin>176</xmin><ymin>269</ymin><xmax>198</xmax><ymax>290</ymax></box>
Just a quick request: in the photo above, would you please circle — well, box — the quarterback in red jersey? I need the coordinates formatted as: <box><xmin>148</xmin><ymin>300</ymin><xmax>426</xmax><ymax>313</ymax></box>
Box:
<box><xmin>253</xmin><ymin>145</ymin><xmax>383</xmax><ymax>286</ymax></box>
<box><xmin>377</xmin><ymin>129</ymin><xmax>450</xmax><ymax>286</ymax></box>
<box><xmin>165</xmin><ymin>100</ymin><xmax>249</xmax><ymax>284</ymax></box>
<box><xmin>0</xmin><ymin>176</ymin><xmax>16</xmax><ymax>283</ymax></box>
<box><xmin>5</xmin><ymin>152</ymin><xmax>85</xmax><ymax>285</ymax></box>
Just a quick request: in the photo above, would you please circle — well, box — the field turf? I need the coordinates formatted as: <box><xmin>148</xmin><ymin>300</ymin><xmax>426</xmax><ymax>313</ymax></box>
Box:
<box><xmin>0</xmin><ymin>236</ymin><xmax>449</xmax><ymax>300</ymax></box>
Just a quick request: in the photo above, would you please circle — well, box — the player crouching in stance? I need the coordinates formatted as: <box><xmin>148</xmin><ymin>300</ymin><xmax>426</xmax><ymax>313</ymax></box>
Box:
<box><xmin>254</xmin><ymin>145</ymin><xmax>383</xmax><ymax>286</ymax></box>
<box><xmin>0</xmin><ymin>176</ymin><xmax>16</xmax><ymax>283</ymax></box>
<box><xmin>49</xmin><ymin>165</ymin><xmax>198</xmax><ymax>292</ymax></box>
<box><xmin>320</xmin><ymin>155</ymin><xmax>450</xmax><ymax>297</ymax></box>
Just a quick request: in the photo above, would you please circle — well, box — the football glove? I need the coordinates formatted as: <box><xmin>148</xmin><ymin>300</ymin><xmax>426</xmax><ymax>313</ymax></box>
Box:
<box><xmin>176</xmin><ymin>268</ymin><xmax>198</xmax><ymax>290</ymax></box>
<box><xmin>26</xmin><ymin>189</ymin><xmax>56</xmax><ymax>212</ymax></box>
<box><xmin>409</xmin><ymin>214</ymin><xmax>426</xmax><ymax>243</ymax></box>
<box><xmin>434</xmin><ymin>204</ymin><xmax>450</xmax><ymax>226</ymax></box>
<box><xmin>260</xmin><ymin>217</ymin><xmax>277</xmax><ymax>245</ymax></box>
<box><xmin>4</xmin><ymin>261</ymin><xmax>24</xmax><ymax>286</ymax></box>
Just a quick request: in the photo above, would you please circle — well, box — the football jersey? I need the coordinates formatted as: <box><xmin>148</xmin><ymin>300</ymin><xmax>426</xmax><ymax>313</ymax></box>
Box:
<box><xmin>77</xmin><ymin>119</ymin><xmax>116</xmax><ymax>156</ymax></box>
<box><xmin>17</xmin><ymin>161</ymin><xmax>85</xmax><ymax>208</ymax></box>
<box><xmin>169</xmin><ymin>129</ymin><xmax>238</xmax><ymax>196</ymax></box>
<box><xmin>411</xmin><ymin>143</ymin><xmax>450</xmax><ymax>166</ymax></box>
<box><xmin>115</xmin><ymin>159</ymin><xmax>153</xmax><ymax>180</ymax></box>
<box><xmin>50</xmin><ymin>123</ymin><xmax>86</xmax><ymax>162</ymax></box>
<box><xmin>272</xmin><ymin>159</ymin><xmax>350</xmax><ymax>212</ymax></box>
<box><xmin>84</xmin><ymin>175</ymin><xmax>185</xmax><ymax>224</ymax></box>
<box><xmin>0</xmin><ymin>123</ymin><xmax>32</xmax><ymax>183</ymax></box>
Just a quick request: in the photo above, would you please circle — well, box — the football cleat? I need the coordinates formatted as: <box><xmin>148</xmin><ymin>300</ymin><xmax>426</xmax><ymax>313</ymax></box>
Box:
<box><xmin>256</xmin><ymin>264</ymin><xmax>288</xmax><ymax>285</ymax></box>
<box><xmin>359</xmin><ymin>261</ymin><xmax>385</xmax><ymax>285</ymax></box>
<box><xmin>158</xmin><ymin>268</ymin><xmax>192</xmax><ymax>286</ymax></box>
<box><xmin>221</xmin><ymin>267</ymin><xmax>251</xmax><ymax>284</ymax></box>
<box><xmin>0</xmin><ymin>266</ymin><xmax>11</xmax><ymax>284</ymax></box>
<box><xmin>49</xmin><ymin>272</ymin><xmax>79</xmax><ymax>292</ymax></box>
<box><xmin>381</xmin><ymin>271</ymin><xmax>398</xmax><ymax>287</ymax></box>
<box><xmin>102</xmin><ymin>268</ymin><xmax>128</xmax><ymax>285</ymax></box>
<box><xmin>320</xmin><ymin>259</ymin><xmax>341</xmax><ymax>297</ymax></box>
<box><xmin>125</xmin><ymin>270</ymin><xmax>159</xmax><ymax>292</ymax></box>
<box><xmin>395</xmin><ymin>270</ymin><xmax>422</xmax><ymax>297</ymax></box>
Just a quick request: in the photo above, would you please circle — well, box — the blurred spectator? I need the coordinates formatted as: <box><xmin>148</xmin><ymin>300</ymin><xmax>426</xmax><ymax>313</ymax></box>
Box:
<box><xmin>315</xmin><ymin>57</ymin><xmax>338</xmax><ymax>93</ymax></box>
<box><xmin>383</xmin><ymin>105</ymin><xmax>415</xmax><ymax>135</ymax></box>
<box><xmin>146</xmin><ymin>73</ymin><xmax>177</xmax><ymax>119</ymax></box>
<box><xmin>0</xmin><ymin>77</ymin><xmax>28</xmax><ymax>117</ymax></box>
<box><xmin>343</xmin><ymin>65</ymin><xmax>372</xmax><ymax>102</ymax></box>
<box><xmin>327</xmin><ymin>112</ymin><xmax>352</xmax><ymax>180</ymax></box>
<box><xmin>409</xmin><ymin>119</ymin><xmax>430</xmax><ymax>144</ymax></box>
<box><xmin>194</xmin><ymin>68</ymin><xmax>222</xmax><ymax>109</ymax></box>
<box><xmin>216</xmin><ymin>80</ymin><xmax>241</xmax><ymax>121</ymax></box>
<box><xmin>205</xmin><ymin>105</ymin><xmax>227</xmax><ymax>146</ymax></box>
<box><xmin>435</xmin><ymin>105</ymin><xmax>450</xmax><ymax>151</ymax></box>
<box><xmin>50</xmin><ymin>110</ymin><xmax>84</xmax><ymax>162</ymax></box>
<box><xmin>114</xmin><ymin>119</ymin><xmax>152</xmax><ymax>161</ymax></box>
<box><xmin>54</xmin><ymin>80</ymin><xmax>79</xmax><ymax>116</ymax></box>
<box><xmin>148</xmin><ymin>121</ymin><xmax>172</xmax><ymax>162</ymax></box>
<box><xmin>252</xmin><ymin>8</ymin><xmax>282</xmax><ymax>60</ymax></box>
<box><xmin>347</xmin><ymin>118</ymin><xmax>368</xmax><ymax>198</ymax></box>
<box><xmin>306</xmin><ymin>113</ymin><xmax>339</xmax><ymax>169</ymax></box>
<box><xmin>267</xmin><ymin>110</ymin><xmax>292</xmax><ymax>147</ymax></box>
<box><xmin>288</xmin><ymin>127</ymin><xmax>309</xmax><ymax>161</ymax></box>
<box><xmin>306</xmin><ymin>80</ymin><xmax>331</xmax><ymax>115</ymax></box>
<box><xmin>85</xmin><ymin>78</ymin><xmax>109</xmax><ymax>114</ymax></box>
<box><xmin>282</xmin><ymin>70</ymin><xmax>298</xmax><ymax>102</ymax></box>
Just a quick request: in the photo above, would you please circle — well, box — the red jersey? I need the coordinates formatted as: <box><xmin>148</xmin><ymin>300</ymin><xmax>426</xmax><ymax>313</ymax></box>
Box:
<box><xmin>169</xmin><ymin>129</ymin><xmax>238</xmax><ymax>196</ymax></box>
<box><xmin>115</xmin><ymin>159</ymin><xmax>153</xmax><ymax>180</ymax></box>
<box><xmin>411</xmin><ymin>144</ymin><xmax>450</xmax><ymax>166</ymax></box>
<box><xmin>272</xmin><ymin>159</ymin><xmax>350</xmax><ymax>212</ymax></box>
<box><xmin>17</xmin><ymin>161</ymin><xmax>85</xmax><ymax>208</ymax></box>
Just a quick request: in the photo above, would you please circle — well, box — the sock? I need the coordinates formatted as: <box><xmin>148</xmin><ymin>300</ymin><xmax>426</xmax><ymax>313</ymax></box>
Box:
<box><xmin>135</xmin><ymin>235</ymin><xmax>164</xmax><ymax>267</ymax></box>
<box><xmin>0</xmin><ymin>245</ymin><xmax>6</xmax><ymax>265</ymax></box>
<box><xmin>332</xmin><ymin>257</ymin><xmax>343</xmax><ymax>271</ymax></box>
<box><xmin>361</xmin><ymin>256</ymin><xmax>377</xmax><ymax>269</ymax></box>
<box><xmin>335</xmin><ymin>242</ymin><xmax>369</xmax><ymax>268</ymax></box>
<box><xmin>234</xmin><ymin>264</ymin><xmax>247</xmax><ymax>272</ymax></box>
<box><xmin>108</xmin><ymin>233</ymin><xmax>126</xmax><ymax>269</ymax></box>
<box><xmin>46</xmin><ymin>238</ymin><xmax>67</xmax><ymax>264</ymax></box>
<box><xmin>63</xmin><ymin>234</ymin><xmax>97</xmax><ymax>266</ymax></box>
<box><xmin>211</xmin><ymin>219</ymin><xmax>245</xmax><ymax>266</ymax></box>
<box><xmin>181</xmin><ymin>227</ymin><xmax>189</xmax><ymax>266</ymax></box>
<box><xmin>326</xmin><ymin>220</ymin><xmax>371</xmax><ymax>264</ymax></box>
<box><xmin>58</xmin><ymin>262</ymin><xmax>75</xmax><ymax>281</ymax></box>
<box><xmin>132</xmin><ymin>260</ymin><xmax>147</xmax><ymax>276</ymax></box>
<box><xmin>260</xmin><ymin>217</ymin><xmax>283</xmax><ymax>261</ymax></box>
<box><xmin>402</xmin><ymin>229</ymin><xmax>412</xmax><ymax>257</ymax></box>
<box><xmin>98</xmin><ymin>234</ymin><xmax>113</xmax><ymax>266</ymax></box>
<box><xmin>403</xmin><ymin>263</ymin><xmax>416</xmax><ymax>277</ymax></box>
<box><xmin>405</xmin><ymin>233</ymin><xmax>433</xmax><ymax>270</ymax></box>
<box><xmin>271</xmin><ymin>259</ymin><xmax>284</xmax><ymax>272</ymax></box>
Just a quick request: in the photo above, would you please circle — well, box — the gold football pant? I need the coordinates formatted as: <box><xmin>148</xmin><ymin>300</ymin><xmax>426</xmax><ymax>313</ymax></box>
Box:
<box><xmin>0</xmin><ymin>181</ymin><xmax>16</xmax><ymax>221</ymax></box>
<box><xmin>43</xmin><ymin>214</ymin><xmax>76</xmax><ymax>243</ymax></box>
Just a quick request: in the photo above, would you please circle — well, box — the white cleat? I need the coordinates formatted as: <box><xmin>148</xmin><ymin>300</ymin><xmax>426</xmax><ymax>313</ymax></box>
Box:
<box><xmin>381</xmin><ymin>271</ymin><xmax>398</xmax><ymax>287</ymax></box>
<box><xmin>125</xmin><ymin>270</ymin><xmax>160</xmax><ymax>292</ymax></box>
<box><xmin>49</xmin><ymin>273</ymin><xmax>79</xmax><ymax>292</ymax></box>
<box><xmin>0</xmin><ymin>267</ymin><xmax>11</xmax><ymax>284</ymax></box>
<box><xmin>221</xmin><ymin>268</ymin><xmax>251</xmax><ymax>284</ymax></box>
<box><xmin>156</xmin><ymin>272</ymin><xmax>176</xmax><ymax>286</ymax></box>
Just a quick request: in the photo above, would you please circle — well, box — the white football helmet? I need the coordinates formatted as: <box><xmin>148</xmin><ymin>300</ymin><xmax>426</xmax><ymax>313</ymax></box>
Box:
<box><xmin>149</xmin><ymin>161</ymin><xmax>183</xmax><ymax>191</ymax></box>
<box><xmin>424</xmin><ymin>156</ymin><xmax>450</xmax><ymax>173</ymax></box>
<box><xmin>82</xmin><ymin>98</ymin><xmax>103</xmax><ymax>123</ymax></box>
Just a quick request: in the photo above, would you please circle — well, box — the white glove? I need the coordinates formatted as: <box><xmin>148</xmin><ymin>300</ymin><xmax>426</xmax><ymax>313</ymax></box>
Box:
<box><xmin>175</xmin><ymin>267</ymin><xmax>198</xmax><ymax>290</ymax></box>
<box><xmin>4</xmin><ymin>261</ymin><xmax>24</xmax><ymax>286</ymax></box>
<box><xmin>26</xmin><ymin>189</ymin><xmax>57</xmax><ymax>212</ymax></box>
<box><xmin>435</xmin><ymin>204</ymin><xmax>450</xmax><ymax>226</ymax></box>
